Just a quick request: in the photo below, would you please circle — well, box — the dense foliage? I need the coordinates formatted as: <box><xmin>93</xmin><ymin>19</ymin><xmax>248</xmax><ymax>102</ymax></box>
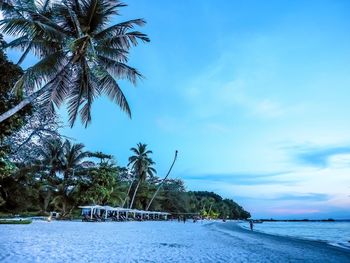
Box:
<box><xmin>0</xmin><ymin>138</ymin><xmax>250</xmax><ymax>219</ymax></box>
<box><xmin>0</xmin><ymin>34</ymin><xmax>30</xmax><ymax>181</ymax></box>
<box><xmin>0</xmin><ymin>35</ymin><xmax>27</xmax><ymax>142</ymax></box>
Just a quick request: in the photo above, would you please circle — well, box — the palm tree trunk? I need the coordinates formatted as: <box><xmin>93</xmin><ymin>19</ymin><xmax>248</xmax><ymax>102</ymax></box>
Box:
<box><xmin>146</xmin><ymin>150</ymin><xmax>177</xmax><ymax>211</ymax></box>
<box><xmin>122</xmin><ymin>178</ymin><xmax>135</xmax><ymax>208</ymax></box>
<box><xmin>0</xmin><ymin>56</ymin><xmax>73</xmax><ymax>123</ymax></box>
<box><xmin>0</xmin><ymin>85</ymin><xmax>47</xmax><ymax>123</ymax></box>
<box><xmin>62</xmin><ymin>200</ymin><xmax>67</xmax><ymax>217</ymax></box>
<box><xmin>43</xmin><ymin>190</ymin><xmax>52</xmax><ymax>212</ymax></box>
<box><xmin>208</xmin><ymin>203</ymin><xmax>213</xmax><ymax>215</ymax></box>
<box><xmin>129</xmin><ymin>180</ymin><xmax>141</xmax><ymax>209</ymax></box>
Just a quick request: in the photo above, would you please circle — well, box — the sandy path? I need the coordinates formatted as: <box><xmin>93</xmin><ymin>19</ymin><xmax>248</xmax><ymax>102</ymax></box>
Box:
<box><xmin>0</xmin><ymin>220</ymin><xmax>349</xmax><ymax>262</ymax></box>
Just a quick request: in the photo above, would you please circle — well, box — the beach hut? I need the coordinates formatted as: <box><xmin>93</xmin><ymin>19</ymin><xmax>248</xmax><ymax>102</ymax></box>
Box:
<box><xmin>102</xmin><ymin>205</ymin><xmax>116</xmax><ymax>220</ymax></box>
<box><xmin>160</xmin><ymin>212</ymin><xmax>170</xmax><ymax>220</ymax></box>
<box><xmin>79</xmin><ymin>205</ymin><xmax>171</xmax><ymax>221</ymax></box>
<box><xmin>111</xmin><ymin>207</ymin><xmax>131</xmax><ymax>220</ymax></box>
<box><xmin>79</xmin><ymin>205</ymin><xmax>105</xmax><ymax>219</ymax></box>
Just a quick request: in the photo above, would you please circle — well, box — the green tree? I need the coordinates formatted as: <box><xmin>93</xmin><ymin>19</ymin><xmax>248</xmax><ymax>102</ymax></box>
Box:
<box><xmin>31</xmin><ymin>139</ymin><xmax>90</xmax><ymax>216</ymax></box>
<box><xmin>157</xmin><ymin>179</ymin><xmax>188</xmax><ymax>213</ymax></box>
<box><xmin>128</xmin><ymin>143</ymin><xmax>156</xmax><ymax>209</ymax></box>
<box><xmin>0</xmin><ymin>34</ymin><xmax>30</xmax><ymax>180</ymax></box>
<box><xmin>0</xmin><ymin>34</ymin><xmax>27</xmax><ymax>142</ymax></box>
<box><xmin>0</xmin><ymin>0</ymin><xmax>150</xmax><ymax>126</ymax></box>
<box><xmin>187</xmin><ymin>191</ymin><xmax>251</xmax><ymax>220</ymax></box>
<box><xmin>79</xmin><ymin>163</ymin><xmax>124</xmax><ymax>206</ymax></box>
<box><xmin>51</xmin><ymin>140</ymin><xmax>90</xmax><ymax>216</ymax></box>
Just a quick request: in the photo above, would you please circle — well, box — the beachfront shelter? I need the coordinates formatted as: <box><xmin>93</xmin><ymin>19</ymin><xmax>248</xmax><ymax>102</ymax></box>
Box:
<box><xmin>79</xmin><ymin>205</ymin><xmax>171</xmax><ymax>221</ymax></box>
<box><xmin>110</xmin><ymin>207</ymin><xmax>131</xmax><ymax>220</ymax></box>
<box><xmin>79</xmin><ymin>205</ymin><xmax>105</xmax><ymax>219</ymax></box>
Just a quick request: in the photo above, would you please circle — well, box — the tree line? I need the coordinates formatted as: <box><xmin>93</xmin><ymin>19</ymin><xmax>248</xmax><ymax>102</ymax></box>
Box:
<box><xmin>0</xmin><ymin>133</ymin><xmax>251</xmax><ymax>219</ymax></box>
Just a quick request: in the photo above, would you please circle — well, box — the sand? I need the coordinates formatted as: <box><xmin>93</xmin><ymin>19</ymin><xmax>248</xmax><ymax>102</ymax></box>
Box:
<box><xmin>0</xmin><ymin>220</ymin><xmax>349</xmax><ymax>262</ymax></box>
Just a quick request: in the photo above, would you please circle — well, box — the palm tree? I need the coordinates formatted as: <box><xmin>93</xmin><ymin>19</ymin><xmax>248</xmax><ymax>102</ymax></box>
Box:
<box><xmin>37</xmin><ymin>139</ymin><xmax>65</xmax><ymax>175</ymax></box>
<box><xmin>32</xmin><ymin>138</ymin><xmax>90</xmax><ymax>216</ymax></box>
<box><xmin>128</xmin><ymin>143</ymin><xmax>155</xmax><ymax>209</ymax></box>
<box><xmin>55</xmin><ymin>140</ymin><xmax>90</xmax><ymax>216</ymax></box>
<box><xmin>0</xmin><ymin>0</ymin><xmax>150</xmax><ymax>126</ymax></box>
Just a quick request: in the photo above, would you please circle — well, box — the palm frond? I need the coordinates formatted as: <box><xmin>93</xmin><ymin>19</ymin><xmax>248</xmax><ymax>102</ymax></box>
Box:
<box><xmin>66</xmin><ymin>58</ymin><xmax>99</xmax><ymax>127</ymax></box>
<box><xmin>93</xmin><ymin>66</ymin><xmax>131</xmax><ymax>117</ymax></box>
<box><xmin>0</xmin><ymin>1</ymin><xmax>25</xmax><ymax>19</ymax></box>
<box><xmin>22</xmin><ymin>50</ymin><xmax>68</xmax><ymax>92</ymax></box>
<box><xmin>0</xmin><ymin>18</ymin><xmax>33</xmax><ymax>36</ymax></box>
<box><xmin>81</xmin><ymin>0</ymin><xmax>126</xmax><ymax>33</ymax></box>
<box><xmin>97</xmin><ymin>55</ymin><xmax>142</xmax><ymax>84</ymax></box>
<box><xmin>94</xmin><ymin>45</ymin><xmax>128</xmax><ymax>62</ymax></box>
<box><xmin>94</xmin><ymin>18</ymin><xmax>147</xmax><ymax>40</ymax></box>
<box><xmin>6</xmin><ymin>35</ymin><xmax>60</xmax><ymax>58</ymax></box>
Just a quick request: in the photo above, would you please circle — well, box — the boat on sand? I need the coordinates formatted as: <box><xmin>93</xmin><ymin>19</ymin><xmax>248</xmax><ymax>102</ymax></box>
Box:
<box><xmin>0</xmin><ymin>219</ymin><xmax>32</xmax><ymax>224</ymax></box>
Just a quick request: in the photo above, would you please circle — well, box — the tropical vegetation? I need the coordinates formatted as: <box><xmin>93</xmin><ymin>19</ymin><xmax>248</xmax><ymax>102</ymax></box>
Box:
<box><xmin>0</xmin><ymin>1</ymin><xmax>251</xmax><ymax>220</ymax></box>
<box><xmin>0</xmin><ymin>0</ymin><xmax>149</xmax><ymax>126</ymax></box>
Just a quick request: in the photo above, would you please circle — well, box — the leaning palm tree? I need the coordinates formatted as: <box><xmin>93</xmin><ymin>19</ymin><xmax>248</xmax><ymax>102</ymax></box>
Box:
<box><xmin>0</xmin><ymin>0</ymin><xmax>149</xmax><ymax>126</ymax></box>
<box><xmin>120</xmin><ymin>167</ymin><xmax>135</xmax><ymax>208</ymax></box>
<box><xmin>128</xmin><ymin>143</ymin><xmax>156</xmax><ymax>209</ymax></box>
<box><xmin>146</xmin><ymin>150</ymin><xmax>178</xmax><ymax>211</ymax></box>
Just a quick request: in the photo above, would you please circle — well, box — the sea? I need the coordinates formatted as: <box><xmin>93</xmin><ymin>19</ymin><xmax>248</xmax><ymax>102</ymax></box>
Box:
<box><xmin>239</xmin><ymin>221</ymin><xmax>350</xmax><ymax>249</ymax></box>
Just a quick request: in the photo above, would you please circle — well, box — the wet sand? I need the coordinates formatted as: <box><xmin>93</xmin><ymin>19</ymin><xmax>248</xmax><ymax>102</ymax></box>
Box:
<box><xmin>0</xmin><ymin>220</ymin><xmax>349</xmax><ymax>262</ymax></box>
<box><xmin>213</xmin><ymin>222</ymin><xmax>350</xmax><ymax>262</ymax></box>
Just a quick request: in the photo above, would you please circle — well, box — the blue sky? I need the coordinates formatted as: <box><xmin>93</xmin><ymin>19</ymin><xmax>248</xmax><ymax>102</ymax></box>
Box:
<box><xmin>5</xmin><ymin>0</ymin><xmax>350</xmax><ymax>219</ymax></box>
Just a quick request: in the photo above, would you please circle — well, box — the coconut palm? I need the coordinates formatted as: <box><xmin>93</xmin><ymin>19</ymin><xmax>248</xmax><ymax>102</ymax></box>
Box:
<box><xmin>0</xmin><ymin>0</ymin><xmax>149</xmax><ymax>126</ymax></box>
<box><xmin>38</xmin><ymin>139</ymin><xmax>90</xmax><ymax>216</ymax></box>
<box><xmin>57</xmin><ymin>140</ymin><xmax>91</xmax><ymax>213</ymax></box>
<box><xmin>128</xmin><ymin>143</ymin><xmax>156</xmax><ymax>209</ymax></box>
<box><xmin>37</xmin><ymin>138</ymin><xmax>64</xmax><ymax>175</ymax></box>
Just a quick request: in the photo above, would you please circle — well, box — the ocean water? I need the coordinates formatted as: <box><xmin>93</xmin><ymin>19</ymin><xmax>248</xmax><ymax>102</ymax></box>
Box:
<box><xmin>239</xmin><ymin>221</ymin><xmax>350</xmax><ymax>249</ymax></box>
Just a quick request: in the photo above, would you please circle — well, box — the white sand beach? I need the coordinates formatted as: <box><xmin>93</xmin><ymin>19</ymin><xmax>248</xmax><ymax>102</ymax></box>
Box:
<box><xmin>0</xmin><ymin>221</ymin><xmax>349</xmax><ymax>263</ymax></box>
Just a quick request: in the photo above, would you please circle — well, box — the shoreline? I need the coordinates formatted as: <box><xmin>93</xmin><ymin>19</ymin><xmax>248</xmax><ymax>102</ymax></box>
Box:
<box><xmin>236</xmin><ymin>221</ymin><xmax>350</xmax><ymax>251</ymax></box>
<box><xmin>211</xmin><ymin>222</ymin><xmax>350</xmax><ymax>261</ymax></box>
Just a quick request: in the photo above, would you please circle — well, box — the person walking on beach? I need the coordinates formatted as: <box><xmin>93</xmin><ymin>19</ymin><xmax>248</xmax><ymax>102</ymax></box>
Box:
<box><xmin>249</xmin><ymin>220</ymin><xmax>254</xmax><ymax>231</ymax></box>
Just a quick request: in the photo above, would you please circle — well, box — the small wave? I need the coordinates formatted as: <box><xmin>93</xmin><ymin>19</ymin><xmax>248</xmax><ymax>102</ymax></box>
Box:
<box><xmin>237</xmin><ymin>222</ymin><xmax>350</xmax><ymax>250</ymax></box>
